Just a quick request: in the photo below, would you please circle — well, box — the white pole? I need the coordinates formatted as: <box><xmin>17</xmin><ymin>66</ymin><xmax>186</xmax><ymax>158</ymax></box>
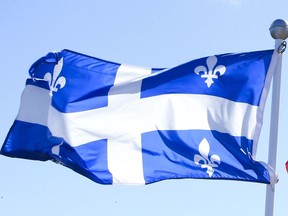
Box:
<box><xmin>264</xmin><ymin>39</ymin><xmax>282</xmax><ymax>216</ymax></box>
<box><xmin>265</xmin><ymin>19</ymin><xmax>288</xmax><ymax>216</ymax></box>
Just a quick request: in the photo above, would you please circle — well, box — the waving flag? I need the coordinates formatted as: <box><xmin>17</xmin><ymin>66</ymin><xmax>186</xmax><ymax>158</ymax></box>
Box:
<box><xmin>1</xmin><ymin>49</ymin><xmax>277</xmax><ymax>185</ymax></box>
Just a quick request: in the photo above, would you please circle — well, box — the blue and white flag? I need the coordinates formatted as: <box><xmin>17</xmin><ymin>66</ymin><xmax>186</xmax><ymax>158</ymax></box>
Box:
<box><xmin>1</xmin><ymin>49</ymin><xmax>278</xmax><ymax>185</ymax></box>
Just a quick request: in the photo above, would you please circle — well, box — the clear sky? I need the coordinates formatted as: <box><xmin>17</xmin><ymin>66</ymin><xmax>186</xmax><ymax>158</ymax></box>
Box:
<box><xmin>0</xmin><ymin>1</ymin><xmax>287</xmax><ymax>215</ymax></box>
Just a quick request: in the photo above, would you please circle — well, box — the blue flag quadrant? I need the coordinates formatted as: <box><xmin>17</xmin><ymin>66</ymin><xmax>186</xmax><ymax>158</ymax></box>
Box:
<box><xmin>1</xmin><ymin>49</ymin><xmax>278</xmax><ymax>185</ymax></box>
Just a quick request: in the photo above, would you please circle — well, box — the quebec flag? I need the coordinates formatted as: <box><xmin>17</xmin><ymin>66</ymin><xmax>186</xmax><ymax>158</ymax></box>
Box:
<box><xmin>1</xmin><ymin>49</ymin><xmax>278</xmax><ymax>185</ymax></box>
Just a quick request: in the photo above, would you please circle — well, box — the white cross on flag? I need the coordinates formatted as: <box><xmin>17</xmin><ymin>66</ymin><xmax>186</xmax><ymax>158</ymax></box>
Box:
<box><xmin>1</xmin><ymin>49</ymin><xmax>277</xmax><ymax>185</ymax></box>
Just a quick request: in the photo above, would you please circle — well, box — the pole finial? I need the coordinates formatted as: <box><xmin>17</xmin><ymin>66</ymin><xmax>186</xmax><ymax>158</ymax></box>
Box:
<box><xmin>269</xmin><ymin>19</ymin><xmax>288</xmax><ymax>40</ymax></box>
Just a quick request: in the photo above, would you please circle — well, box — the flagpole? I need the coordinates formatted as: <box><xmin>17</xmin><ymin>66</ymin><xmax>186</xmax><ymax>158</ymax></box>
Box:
<box><xmin>265</xmin><ymin>19</ymin><xmax>288</xmax><ymax>216</ymax></box>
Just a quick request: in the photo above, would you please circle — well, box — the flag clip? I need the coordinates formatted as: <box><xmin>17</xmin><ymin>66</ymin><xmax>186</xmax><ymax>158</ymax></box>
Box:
<box><xmin>261</xmin><ymin>162</ymin><xmax>279</xmax><ymax>186</ymax></box>
<box><xmin>277</xmin><ymin>41</ymin><xmax>286</xmax><ymax>54</ymax></box>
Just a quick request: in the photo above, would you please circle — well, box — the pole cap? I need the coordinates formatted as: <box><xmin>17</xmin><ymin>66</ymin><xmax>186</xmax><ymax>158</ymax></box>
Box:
<box><xmin>269</xmin><ymin>19</ymin><xmax>288</xmax><ymax>40</ymax></box>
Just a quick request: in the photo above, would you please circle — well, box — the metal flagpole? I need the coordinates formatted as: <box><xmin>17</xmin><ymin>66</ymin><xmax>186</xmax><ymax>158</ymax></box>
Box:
<box><xmin>265</xmin><ymin>19</ymin><xmax>288</xmax><ymax>216</ymax></box>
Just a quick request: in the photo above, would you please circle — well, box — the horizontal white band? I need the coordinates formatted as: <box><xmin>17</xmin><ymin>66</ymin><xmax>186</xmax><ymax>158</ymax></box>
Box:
<box><xmin>17</xmin><ymin>84</ymin><xmax>258</xmax><ymax>147</ymax></box>
<box><xmin>17</xmin><ymin>85</ymin><xmax>51</xmax><ymax>125</ymax></box>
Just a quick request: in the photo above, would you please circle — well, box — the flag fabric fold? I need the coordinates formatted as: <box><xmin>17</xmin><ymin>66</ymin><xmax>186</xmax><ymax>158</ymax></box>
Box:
<box><xmin>1</xmin><ymin>49</ymin><xmax>277</xmax><ymax>184</ymax></box>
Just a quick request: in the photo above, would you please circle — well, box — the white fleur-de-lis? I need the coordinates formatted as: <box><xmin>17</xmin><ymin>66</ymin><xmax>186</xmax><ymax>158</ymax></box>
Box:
<box><xmin>194</xmin><ymin>56</ymin><xmax>226</xmax><ymax>88</ymax></box>
<box><xmin>44</xmin><ymin>58</ymin><xmax>66</xmax><ymax>92</ymax></box>
<box><xmin>194</xmin><ymin>138</ymin><xmax>221</xmax><ymax>177</ymax></box>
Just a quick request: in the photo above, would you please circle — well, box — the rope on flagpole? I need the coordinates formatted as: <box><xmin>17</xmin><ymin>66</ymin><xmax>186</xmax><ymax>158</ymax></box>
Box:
<box><xmin>277</xmin><ymin>41</ymin><xmax>286</xmax><ymax>54</ymax></box>
<box><xmin>265</xmin><ymin>19</ymin><xmax>288</xmax><ymax>216</ymax></box>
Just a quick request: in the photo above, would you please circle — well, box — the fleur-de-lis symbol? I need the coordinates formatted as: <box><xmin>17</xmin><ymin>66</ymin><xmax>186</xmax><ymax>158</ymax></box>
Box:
<box><xmin>194</xmin><ymin>138</ymin><xmax>221</xmax><ymax>177</ymax></box>
<box><xmin>194</xmin><ymin>56</ymin><xmax>226</xmax><ymax>88</ymax></box>
<box><xmin>44</xmin><ymin>58</ymin><xmax>66</xmax><ymax>92</ymax></box>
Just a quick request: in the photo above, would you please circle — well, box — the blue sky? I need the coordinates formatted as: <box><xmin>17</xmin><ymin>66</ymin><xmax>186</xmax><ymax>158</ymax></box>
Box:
<box><xmin>0</xmin><ymin>1</ymin><xmax>288</xmax><ymax>215</ymax></box>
